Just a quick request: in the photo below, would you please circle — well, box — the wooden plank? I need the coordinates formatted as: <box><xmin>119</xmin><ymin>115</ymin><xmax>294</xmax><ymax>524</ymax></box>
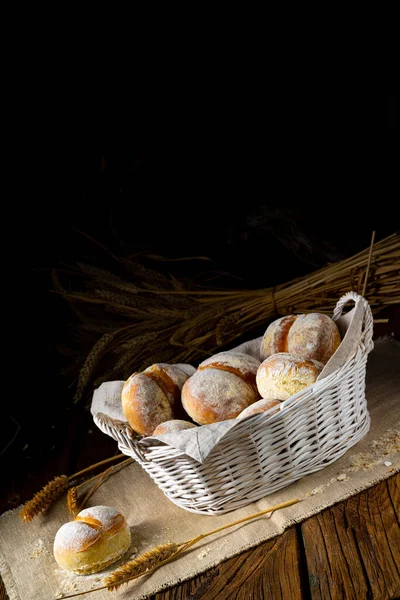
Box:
<box><xmin>356</xmin><ymin>476</ymin><xmax>400</xmax><ymax>599</ymax></box>
<box><xmin>302</xmin><ymin>475</ymin><xmax>400</xmax><ymax>600</ymax></box>
<box><xmin>386</xmin><ymin>473</ymin><xmax>400</xmax><ymax>523</ymax></box>
<box><xmin>152</xmin><ymin>527</ymin><xmax>305</xmax><ymax>600</ymax></box>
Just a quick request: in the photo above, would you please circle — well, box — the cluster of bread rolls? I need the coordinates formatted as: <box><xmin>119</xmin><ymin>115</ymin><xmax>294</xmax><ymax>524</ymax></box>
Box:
<box><xmin>256</xmin><ymin>312</ymin><xmax>341</xmax><ymax>403</ymax></box>
<box><xmin>53</xmin><ymin>314</ymin><xmax>342</xmax><ymax>575</ymax></box>
<box><xmin>120</xmin><ymin>312</ymin><xmax>342</xmax><ymax>432</ymax></box>
<box><xmin>260</xmin><ymin>313</ymin><xmax>341</xmax><ymax>364</ymax></box>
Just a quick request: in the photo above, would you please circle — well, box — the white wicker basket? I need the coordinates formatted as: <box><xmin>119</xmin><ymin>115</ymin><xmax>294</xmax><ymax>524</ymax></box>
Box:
<box><xmin>94</xmin><ymin>292</ymin><xmax>374</xmax><ymax>515</ymax></box>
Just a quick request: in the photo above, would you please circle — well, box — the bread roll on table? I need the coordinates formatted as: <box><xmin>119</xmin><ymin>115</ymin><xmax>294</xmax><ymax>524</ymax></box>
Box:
<box><xmin>53</xmin><ymin>506</ymin><xmax>131</xmax><ymax>574</ymax></box>
<box><xmin>181</xmin><ymin>351</ymin><xmax>261</xmax><ymax>425</ymax></box>
<box><xmin>260</xmin><ymin>313</ymin><xmax>341</xmax><ymax>364</ymax></box>
<box><xmin>122</xmin><ymin>363</ymin><xmax>196</xmax><ymax>435</ymax></box>
<box><xmin>256</xmin><ymin>352</ymin><xmax>324</xmax><ymax>400</ymax></box>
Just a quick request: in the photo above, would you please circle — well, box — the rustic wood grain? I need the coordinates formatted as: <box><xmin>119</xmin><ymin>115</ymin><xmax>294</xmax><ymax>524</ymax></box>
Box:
<box><xmin>151</xmin><ymin>527</ymin><xmax>305</xmax><ymax>600</ymax></box>
<box><xmin>302</xmin><ymin>474</ymin><xmax>400</xmax><ymax>600</ymax></box>
<box><xmin>386</xmin><ymin>474</ymin><xmax>400</xmax><ymax>523</ymax></box>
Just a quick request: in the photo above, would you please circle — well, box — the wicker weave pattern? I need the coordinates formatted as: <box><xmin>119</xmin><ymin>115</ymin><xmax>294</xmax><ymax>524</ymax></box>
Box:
<box><xmin>94</xmin><ymin>292</ymin><xmax>374</xmax><ymax>515</ymax></box>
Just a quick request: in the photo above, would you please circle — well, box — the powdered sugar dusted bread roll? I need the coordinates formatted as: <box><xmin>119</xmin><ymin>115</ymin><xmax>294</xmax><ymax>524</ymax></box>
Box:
<box><xmin>53</xmin><ymin>506</ymin><xmax>131</xmax><ymax>574</ymax></box>
<box><xmin>237</xmin><ymin>398</ymin><xmax>282</xmax><ymax>419</ymax></box>
<box><xmin>256</xmin><ymin>353</ymin><xmax>324</xmax><ymax>400</ymax></box>
<box><xmin>260</xmin><ymin>313</ymin><xmax>341</xmax><ymax>364</ymax></box>
<box><xmin>152</xmin><ymin>419</ymin><xmax>197</xmax><ymax>435</ymax></box>
<box><xmin>121</xmin><ymin>363</ymin><xmax>196</xmax><ymax>435</ymax></box>
<box><xmin>181</xmin><ymin>351</ymin><xmax>261</xmax><ymax>425</ymax></box>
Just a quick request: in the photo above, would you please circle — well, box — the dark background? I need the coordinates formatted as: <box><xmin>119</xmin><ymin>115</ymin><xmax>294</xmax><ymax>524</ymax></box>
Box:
<box><xmin>3</xmin><ymin>93</ymin><xmax>397</xmax><ymax>507</ymax></box>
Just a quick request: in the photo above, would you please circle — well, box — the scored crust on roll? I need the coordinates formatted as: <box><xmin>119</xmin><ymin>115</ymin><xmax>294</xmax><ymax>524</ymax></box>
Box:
<box><xmin>181</xmin><ymin>351</ymin><xmax>261</xmax><ymax>425</ymax></box>
<box><xmin>122</xmin><ymin>373</ymin><xmax>174</xmax><ymax>435</ymax></box>
<box><xmin>260</xmin><ymin>315</ymin><xmax>298</xmax><ymax>360</ymax></box>
<box><xmin>53</xmin><ymin>506</ymin><xmax>131</xmax><ymax>575</ymax></box>
<box><xmin>260</xmin><ymin>312</ymin><xmax>341</xmax><ymax>364</ymax></box>
<box><xmin>143</xmin><ymin>363</ymin><xmax>196</xmax><ymax>402</ymax></box>
<box><xmin>121</xmin><ymin>363</ymin><xmax>195</xmax><ymax>435</ymax></box>
<box><xmin>198</xmin><ymin>351</ymin><xmax>260</xmax><ymax>394</ymax></box>
<box><xmin>236</xmin><ymin>398</ymin><xmax>282</xmax><ymax>419</ymax></box>
<box><xmin>256</xmin><ymin>352</ymin><xmax>324</xmax><ymax>400</ymax></box>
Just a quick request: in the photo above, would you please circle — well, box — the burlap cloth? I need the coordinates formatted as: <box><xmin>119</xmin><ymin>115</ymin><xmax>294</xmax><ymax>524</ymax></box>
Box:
<box><xmin>1</xmin><ymin>337</ymin><xmax>399</xmax><ymax>600</ymax></box>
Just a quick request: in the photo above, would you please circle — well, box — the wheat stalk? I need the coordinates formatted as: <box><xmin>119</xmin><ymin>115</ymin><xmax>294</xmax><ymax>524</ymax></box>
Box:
<box><xmin>74</xmin><ymin>465</ymin><xmax>114</xmax><ymax>511</ymax></box>
<box><xmin>67</xmin><ymin>458</ymin><xmax>133</xmax><ymax>517</ymax></box>
<box><xmin>105</xmin><ymin>543</ymin><xmax>180</xmax><ymax>591</ymax></box>
<box><xmin>54</xmin><ymin>498</ymin><xmax>300</xmax><ymax>598</ymax></box>
<box><xmin>19</xmin><ymin>455</ymin><xmax>131</xmax><ymax>522</ymax></box>
<box><xmin>74</xmin><ymin>330</ymin><xmax>123</xmax><ymax>403</ymax></box>
<box><xmin>67</xmin><ymin>487</ymin><xmax>79</xmax><ymax>516</ymax></box>
<box><xmin>70</xmin><ymin>454</ymin><xmax>127</xmax><ymax>479</ymax></box>
<box><xmin>19</xmin><ymin>476</ymin><xmax>69</xmax><ymax>522</ymax></box>
<box><xmin>56</xmin><ymin>232</ymin><xmax>400</xmax><ymax>402</ymax></box>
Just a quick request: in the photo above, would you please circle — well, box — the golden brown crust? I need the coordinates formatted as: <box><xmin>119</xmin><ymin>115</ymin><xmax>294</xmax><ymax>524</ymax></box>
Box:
<box><xmin>198</xmin><ymin>362</ymin><xmax>258</xmax><ymax>395</ymax></box>
<box><xmin>256</xmin><ymin>352</ymin><xmax>324</xmax><ymax>400</ymax></box>
<box><xmin>122</xmin><ymin>374</ymin><xmax>174</xmax><ymax>435</ymax></box>
<box><xmin>74</xmin><ymin>513</ymin><xmax>125</xmax><ymax>536</ymax></box>
<box><xmin>260</xmin><ymin>313</ymin><xmax>342</xmax><ymax>364</ymax></box>
<box><xmin>121</xmin><ymin>363</ymin><xmax>194</xmax><ymax>435</ymax></box>
<box><xmin>53</xmin><ymin>506</ymin><xmax>131</xmax><ymax>574</ymax></box>
<box><xmin>260</xmin><ymin>315</ymin><xmax>298</xmax><ymax>360</ymax></box>
<box><xmin>141</xmin><ymin>365</ymin><xmax>181</xmax><ymax>404</ymax></box>
<box><xmin>287</xmin><ymin>313</ymin><xmax>341</xmax><ymax>364</ymax></box>
<box><xmin>74</xmin><ymin>516</ymin><xmax>103</xmax><ymax>530</ymax></box>
<box><xmin>181</xmin><ymin>352</ymin><xmax>261</xmax><ymax>425</ymax></box>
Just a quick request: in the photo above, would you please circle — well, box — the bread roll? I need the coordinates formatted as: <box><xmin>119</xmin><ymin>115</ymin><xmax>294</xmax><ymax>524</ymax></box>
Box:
<box><xmin>121</xmin><ymin>363</ymin><xmax>196</xmax><ymax>435</ymax></box>
<box><xmin>152</xmin><ymin>419</ymin><xmax>197</xmax><ymax>435</ymax></box>
<box><xmin>181</xmin><ymin>351</ymin><xmax>261</xmax><ymax>425</ymax></box>
<box><xmin>236</xmin><ymin>398</ymin><xmax>282</xmax><ymax>419</ymax></box>
<box><xmin>286</xmin><ymin>313</ymin><xmax>341</xmax><ymax>364</ymax></box>
<box><xmin>53</xmin><ymin>506</ymin><xmax>131</xmax><ymax>574</ymax></box>
<box><xmin>260</xmin><ymin>313</ymin><xmax>341</xmax><ymax>364</ymax></box>
<box><xmin>256</xmin><ymin>353</ymin><xmax>324</xmax><ymax>400</ymax></box>
<box><xmin>260</xmin><ymin>315</ymin><xmax>298</xmax><ymax>359</ymax></box>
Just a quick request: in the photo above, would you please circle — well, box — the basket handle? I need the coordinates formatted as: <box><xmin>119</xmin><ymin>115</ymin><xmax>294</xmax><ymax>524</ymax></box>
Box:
<box><xmin>93</xmin><ymin>412</ymin><xmax>148</xmax><ymax>462</ymax></box>
<box><xmin>333</xmin><ymin>291</ymin><xmax>374</xmax><ymax>353</ymax></box>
